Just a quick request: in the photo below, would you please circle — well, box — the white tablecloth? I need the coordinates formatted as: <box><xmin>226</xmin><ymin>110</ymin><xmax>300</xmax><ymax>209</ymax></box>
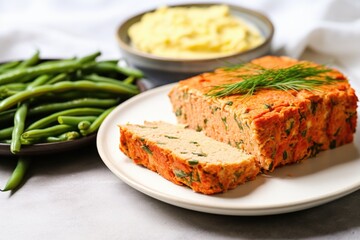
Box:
<box><xmin>1</xmin><ymin>0</ymin><xmax>360</xmax><ymax>239</ymax></box>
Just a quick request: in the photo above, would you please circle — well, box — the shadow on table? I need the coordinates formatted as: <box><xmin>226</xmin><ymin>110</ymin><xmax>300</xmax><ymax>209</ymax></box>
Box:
<box><xmin>29</xmin><ymin>142</ymin><xmax>100</xmax><ymax>173</ymax></box>
<box><xmin>0</xmin><ymin>142</ymin><xmax>101</xmax><ymax>196</ymax></box>
<box><xmin>139</xmin><ymin>188</ymin><xmax>360</xmax><ymax>239</ymax></box>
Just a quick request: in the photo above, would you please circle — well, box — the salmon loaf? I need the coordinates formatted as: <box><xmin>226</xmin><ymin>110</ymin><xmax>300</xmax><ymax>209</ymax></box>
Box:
<box><xmin>168</xmin><ymin>56</ymin><xmax>358</xmax><ymax>171</ymax></box>
<box><xmin>119</xmin><ymin>121</ymin><xmax>259</xmax><ymax>194</ymax></box>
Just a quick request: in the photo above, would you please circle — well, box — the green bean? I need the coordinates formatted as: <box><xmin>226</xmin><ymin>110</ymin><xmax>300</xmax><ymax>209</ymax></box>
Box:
<box><xmin>20</xmin><ymin>137</ymin><xmax>40</xmax><ymax>145</ymax></box>
<box><xmin>0</xmin><ymin>83</ymin><xmax>27</xmax><ymax>91</ymax></box>
<box><xmin>78</xmin><ymin>51</ymin><xmax>101</xmax><ymax>64</ymax></box>
<box><xmin>36</xmin><ymin>58</ymin><xmax>76</xmax><ymax>67</ymax></box>
<box><xmin>0</xmin><ymin>83</ymin><xmax>28</xmax><ymax>96</ymax></box>
<box><xmin>6</xmin><ymin>75</ymin><xmax>49</xmax><ymax>153</ymax></box>
<box><xmin>27</xmin><ymin>91</ymin><xmax>115</xmax><ymax>103</ymax></box>
<box><xmin>65</xmin><ymin>131</ymin><xmax>80</xmax><ymax>140</ymax></box>
<box><xmin>46</xmin><ymin>131</ymin><xmax>80</xmax><ymax>142</ymax></box>
<box><xmin>0</xmin><ymin>61</ymin><xmax>78</xmax><ymax>85</ymax></box>
<box><xmin>0</xmin><ymin>80</ymin><xmax>139</xmax><ymax>111</ymax></box>
<box><xmin>0</xmin><ymin>52</ymin><xmax>100</xmax><ymax>85</ymax></box>
<box><xmin>1</xmin><ymin>157</ymin><xmax>31</xmax><ymax>192</ymax></box>
<box><xmin>0</xmin><ymin>61</ymin><xmax>21</xmax><ymax>72</ymax></box>
<box><xmin>27</xmin><ymin>107</ymin><xmax>104</xmax><ymax>130</ymax></box>
<box><xmin>89</xmin><ymin>62</ymin><xmax>143</xmax><ymax>78</ymax></box>
<box><xmin>99</xmin><ymin>60</ymin><xmax>119</xmax><ymax>65</ymax></box>
<box><xmin>84</xmin><ymin>74</ymin><xmax>138</xmax><ymax>90</ymax></box>
<box><xmin>11</xmin><ymin>103</ymin><xmax>28</xmax><ymax>154</ymax></box>
<box><xmin>47</xmin><ymin>91</ymin><xmax>119</xmax><ymax>100</ymax></box>
<box><xmin>0</xmin><ymin>126</ymin><xmax>14</xmax><ymax>140</ymax></box>
<box><xmin>81</xmin><ymin>106</ymin><xmax>115</xmax><ymax>136</ymax></box>
<box><xmin>16</xmin><ymin>50</ymin><xmax>40</xmax><ymax>69</ymax></box>
<box><xmin>78</xmin><ymin>121</ymin><xmax>91</xmax><ymax>130</ymax></box>
<box><xmin>0</xmin><ymin>108</ymin><xmax>16</xmax><ymax>125</ymax></box>
<box><xmin>0</xmin><ymin>61</ymin><xmax>79</xmax><ymax>85</ymax></box>
<box><xmin>28</xmin><ymin>98</ymin><xmax>119</xmax><ymax>115</ymax></box>
<box><xmin>46</xmin><ymin>73</ymin><xmax>68</xmax><ymax>84</ymax></box>
<box><xmin>27</xmin><ymin>74</ymin><xmax>51</xmax><ymax>89</ymax></box>
<box><xmin>10</xmin><ymin>83</ymin><xmax>28</xmax><ymax>89</ymax></box>
<box><xmin>22</xmin><ymin>124</ymin><xmax>75</xmax><ymax>139</ymax></box>
<box><xmin>123</xmin><ymin>76</ymin><xmax>135</xmax><ymax>84</ymax></box>
<box><xmin>0</xmin><ymin>88</ymin><xmax>20</xmax><ymax>98</ymax></box>
<box><xmin>57</xmin><ymin>115</ymin><xmax>97</xmax><ymax>125</ymax></box>
<box><xmin>0</xmin><ymin>50</ymin><xmax>143</xmax><ymax>190</ymax></box>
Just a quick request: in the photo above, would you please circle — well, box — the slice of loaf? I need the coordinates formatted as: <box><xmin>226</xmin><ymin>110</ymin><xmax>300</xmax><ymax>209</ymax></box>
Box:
<box><xmin>119</xmin><ymin>121</ymin><xmax>259</xmax><ymax>194</ymax></box>
<box><xmin>168</xmin><ymin>56</ymin><xmax>358</xmax><ymax>172</ymax></box>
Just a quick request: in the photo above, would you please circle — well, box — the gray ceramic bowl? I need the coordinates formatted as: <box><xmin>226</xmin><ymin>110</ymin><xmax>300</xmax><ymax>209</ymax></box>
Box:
<box><xmin>117</xmin><ymin>3</ymin><xmax>274</xmax><ymax>87</ymax></box>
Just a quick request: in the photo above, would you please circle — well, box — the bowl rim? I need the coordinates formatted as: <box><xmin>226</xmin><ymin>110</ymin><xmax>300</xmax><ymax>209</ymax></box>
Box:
<box><xmin>116</xmin><ymin>2</ymin><xmax>275</xmax><ymax>63</ymax></box>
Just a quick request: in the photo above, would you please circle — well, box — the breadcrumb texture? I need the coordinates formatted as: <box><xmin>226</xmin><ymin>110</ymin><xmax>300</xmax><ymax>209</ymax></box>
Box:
<box><xmin>119</xmin><ymin>121</ymin><xmax>259</xmax><ymax>194</ymax></box>
<box><xmin>168</xmin><ymin>56</ymin><xmax>358</xmax><ymax>171</ymax></box>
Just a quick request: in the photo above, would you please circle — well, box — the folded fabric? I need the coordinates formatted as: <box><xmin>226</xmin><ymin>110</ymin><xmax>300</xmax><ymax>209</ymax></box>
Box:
<box><xmin>0</xmin><ymin>0</ymin><xmax>359</xmax><ymax>79</ymax></box>
<box><xmin>272</xmin><ymin>0</ymin><xmax>360</xmax><ymax>80</ymax></box>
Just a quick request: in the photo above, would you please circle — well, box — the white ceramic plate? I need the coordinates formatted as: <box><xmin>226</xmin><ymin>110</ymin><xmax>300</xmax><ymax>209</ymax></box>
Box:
<box><xmin>97</xmin><ymin>83</ymin><xmax>360</xmax><ymax>216</ymax></box>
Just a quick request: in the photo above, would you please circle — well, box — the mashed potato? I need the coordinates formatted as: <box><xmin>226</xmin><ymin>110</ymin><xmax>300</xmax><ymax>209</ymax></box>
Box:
<box><xmin>128</xmin><ymin>5</ymin><xmax>265</xmax><ymax>59</ymax></box>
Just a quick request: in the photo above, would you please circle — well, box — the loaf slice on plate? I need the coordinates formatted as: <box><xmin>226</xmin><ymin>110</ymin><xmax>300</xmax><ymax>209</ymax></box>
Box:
<box><xmin>168</xmin><ymin>56</ymin><xmax>358</xmax><ymax>172</ymax></box>
<box><xmin>119</xmin><ymin>121</ymin><xmax>259</xmax><ymax>195</ymax></box>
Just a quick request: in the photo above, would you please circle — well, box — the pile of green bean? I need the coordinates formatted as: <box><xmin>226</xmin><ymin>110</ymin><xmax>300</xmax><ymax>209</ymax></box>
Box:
<box><xmin>0</xmin><ymin>51</ymin><xmax>143</xmax><ymax>192</ymax></box>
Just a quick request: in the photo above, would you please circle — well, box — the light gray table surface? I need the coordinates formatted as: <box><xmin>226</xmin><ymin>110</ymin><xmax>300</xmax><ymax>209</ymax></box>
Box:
<box><xmin>1</xmin><ymin>143</ymin><xmax>359</xmax><ymax>239</ymax></box>
<box><xmin>1</xmin><ymin>0</ymin><xmax>360</xmax><ymax>239</ymax></box>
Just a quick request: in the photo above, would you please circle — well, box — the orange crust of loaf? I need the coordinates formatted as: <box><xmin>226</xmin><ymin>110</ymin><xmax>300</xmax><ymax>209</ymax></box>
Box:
<box><xmin>168</xmin><ymin>56</ymin><xmax>358</xmax><ymax>171</ymax></box>
<box><xmin>119</xmin><ymin>125</ymin><xmax>259</xmax><ymax>195</ymax></box>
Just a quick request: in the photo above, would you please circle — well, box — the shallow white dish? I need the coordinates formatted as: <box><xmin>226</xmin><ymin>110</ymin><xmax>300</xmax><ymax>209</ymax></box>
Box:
<box><xmin>97</xmin><ymin>83</ymin><xmax>360</xmax><ymax>216</ymax></box>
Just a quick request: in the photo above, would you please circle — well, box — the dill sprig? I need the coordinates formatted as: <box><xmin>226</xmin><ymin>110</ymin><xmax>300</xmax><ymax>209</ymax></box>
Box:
<box><xmin>206</xmin><ymin>63</ymin><xmax>339</xmax><ymax>98</ymax></box>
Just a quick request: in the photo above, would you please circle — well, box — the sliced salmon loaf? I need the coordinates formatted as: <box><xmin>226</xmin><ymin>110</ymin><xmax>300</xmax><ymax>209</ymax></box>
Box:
<box><xmin>168</xmin><ymin>56</ymin><xmax>358</xmax><ymax>171</ymax></box>
<box><xmin>119</xmin><ymin>121</ymin><xmax>259</xmax><ymax>194</ymax></box>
